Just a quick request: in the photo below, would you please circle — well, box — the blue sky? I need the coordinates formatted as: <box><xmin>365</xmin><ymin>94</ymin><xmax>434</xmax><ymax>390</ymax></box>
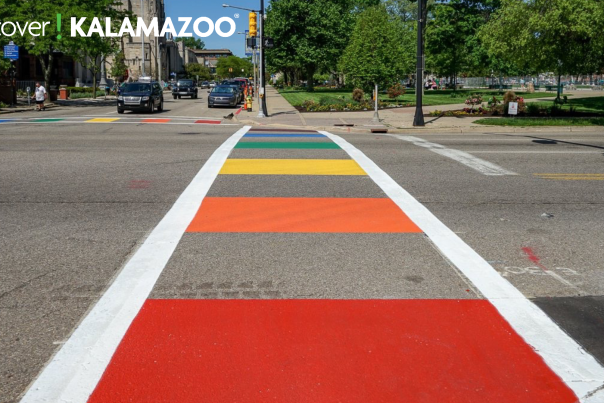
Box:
<box><xmin>164</xmin><ymin>0</ymin><xmax>264</xmax><ymax>57</ymax></box>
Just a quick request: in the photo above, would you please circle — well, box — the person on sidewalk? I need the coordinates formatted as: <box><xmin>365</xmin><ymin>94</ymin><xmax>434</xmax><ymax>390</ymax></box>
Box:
<box><xmin>32</xmin><ymin>82</ymin><xmax>47</xmax><ymax>111</ymax></box>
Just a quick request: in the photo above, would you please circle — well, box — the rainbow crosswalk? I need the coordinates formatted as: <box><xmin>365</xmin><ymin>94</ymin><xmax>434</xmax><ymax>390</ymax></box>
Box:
<box><xmin>0</xmin><ymin>117</ymin><xmax>223</xmax><ymax>125</ymax></box>
<box><xmin>78</xmin><ymin>127</ymin><xmax>580</xmax><ymax>403</ymax></box>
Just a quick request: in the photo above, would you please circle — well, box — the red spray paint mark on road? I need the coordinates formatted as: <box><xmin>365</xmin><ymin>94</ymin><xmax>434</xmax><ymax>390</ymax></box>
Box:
<box><xmin>235</xmin><ymin>107</ymin><xmax>243</xmax><ymax>115</ymax></box>
<box><xmin>522</xmin><ymin>247</ymin><xmax>549</xmax><ymax>272</ymax></box>
<box><xmin>128</xmin><ymin>180</ymin><xmax>151</xmax><ymax>189</ymax></box>
<box><xmin>195</xmin><ymin>120</ymin><xmax>222</xmax><ymax>124</ymax></box>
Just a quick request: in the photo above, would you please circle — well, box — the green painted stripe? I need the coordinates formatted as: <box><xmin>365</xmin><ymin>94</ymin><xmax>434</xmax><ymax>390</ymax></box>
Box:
<box><xmin>235</xmin><ymin>142</ymin><xmax>340</xmax><ymax>149</ymax></box>
<box><xmin>32</xmin><ymin>119</ymin><xmax>65</xmax><ymax>122</ymax></box>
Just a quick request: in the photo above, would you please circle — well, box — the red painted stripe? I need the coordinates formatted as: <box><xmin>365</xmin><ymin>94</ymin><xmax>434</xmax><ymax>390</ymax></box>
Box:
<box><xmin>235</xmin><ymin>107</ymin><xmax>243</xmax><ymax>115</ymax></box>
<box><xmin>88</xmin><ymin>299</ymin><xmax>577</xmax><ymax>403</ymax></box>
<box><xmin>186</xmin><ymin>197</ymin><xmax>422</xmax><ymax>233</ymax></box>
<box><xmin>195</xmin><ymin>120</ymin><xmax>222</xmax><ymax>124</ymax></box>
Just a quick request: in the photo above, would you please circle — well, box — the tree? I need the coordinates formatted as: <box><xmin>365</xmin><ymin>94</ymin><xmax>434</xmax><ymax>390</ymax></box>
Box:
<box><xmin>340</xmin><ymin>5</ymin><xmax>413</xmax><ymax>91</ymax></box>
<box><xmin>480</xmin><ymin>0</ymin><xmax>603</xmax><ymax>99</ymax></box>
<box><xmin>8</xmin><ymin>0</ymin><xmax>70</xmax><ymax>87</ymax></box>
<box><xmin>265</xmin><ymin>0</ymin><xmax>376</xmax><ymax>91</ymax></box>
<box><xmin>175</xmin><ymin>37</ymin><xmax>205</xmax><ymax>50</ymax></box>
<box><xmin>109</xmin><ymin>51</ymin><xmax>128</xmax><ymax>82</ymax></box>
<box><xmin>216</xmin><ymin>56</ymin><xmax>253</xmax><ymax>79</ymax></box>
<box><xmin>62</xmin><ymin>0</ymin><xmax>130</xmax><ymax>98</ymax></box>
<box><xmin>185</xmin><ymin>63</ymin><xmax>211</xmax><ymax>81</ymax></box>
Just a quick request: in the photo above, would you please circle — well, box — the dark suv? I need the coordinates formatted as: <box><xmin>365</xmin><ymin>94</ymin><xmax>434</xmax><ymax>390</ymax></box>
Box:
<box><xmin>117</xmin><ymin>82</ymin><xmax>164</xmax><ymax>114</ymax></box>
<box><xmin>172</xmin><ymin>79</ymin><xmax>198</xmax><ymax>99</ymax></box>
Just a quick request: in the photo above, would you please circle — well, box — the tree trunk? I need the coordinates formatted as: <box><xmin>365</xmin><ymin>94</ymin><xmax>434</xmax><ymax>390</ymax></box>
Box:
<box><xmin>556</xmin><ymin>73</ymin><xmax>562</xmax><ymax>101</ymax></box>
<box><xmin>39</xmin><ymin>53</ymin><xmax>54</xmax><ymax>89</ymax></box>
<box><xmin>92</xmin><ymin>70</ymin><xmax>97</xmax><ymax>99</ymax></box>
<box><xmin>306</xmin><ymin>65</ymin><xmax>316</xmax><ymax>92</ymax></box>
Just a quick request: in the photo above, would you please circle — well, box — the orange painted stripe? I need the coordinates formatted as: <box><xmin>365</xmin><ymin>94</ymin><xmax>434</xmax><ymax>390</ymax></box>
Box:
<box><xmin>186</xmin><ymin>197</ymin><xmax>422</xmax><ymax>233</ymax></box>
<box><xmin>142</xmin><ymin>119</ymin><xmax>171</xmax><ymax>123</ymax></box>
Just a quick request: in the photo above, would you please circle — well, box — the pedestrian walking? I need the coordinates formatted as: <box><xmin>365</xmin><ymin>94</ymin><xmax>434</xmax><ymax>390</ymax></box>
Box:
<box><xmin>32</xmin><ymin>82</ymin><xmax>47</xmax><ymax>111</ymax></box>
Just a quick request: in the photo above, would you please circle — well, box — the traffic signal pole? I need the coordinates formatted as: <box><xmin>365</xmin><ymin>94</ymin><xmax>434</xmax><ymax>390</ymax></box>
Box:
<box><xmin>258</xmin><ymin>0</ymin><xmax>268</xmax><ymax>117</ymax></box>
<box><xmin>413</xmin><ymin>0</ymin><xmax>425</xmax><ymax>127</ymax></box>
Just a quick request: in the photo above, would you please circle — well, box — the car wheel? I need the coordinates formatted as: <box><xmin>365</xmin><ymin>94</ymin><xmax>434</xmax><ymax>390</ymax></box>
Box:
<box><xmin>173</xmin><ymin>96</ymin><xmax>177</xmax><ymax>100</ymax></box>
<box><xmin>149</xmin><ymin>102</ymin><xmax>155</xmax><ymax>114</ymax></box>
<box><xmin>178</xmin><ymin>95</ymin><xmax>181</xmax><ymax>99</ymax></box>
<box><xmin>117</xmin><ymin>108</ymin><xmax>124</xmax><ymax>114</ymax></box>
<box><xmin>158</xmin><ymin>99</ymin><xmax>164</xmax><ymax>112</ymax></box>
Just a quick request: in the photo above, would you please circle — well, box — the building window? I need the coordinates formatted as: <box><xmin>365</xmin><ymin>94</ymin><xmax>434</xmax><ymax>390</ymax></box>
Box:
<box><xmin>63</xmin><ymin>61</ymin><xmax>74</xmax><ymax>78</ymax></box>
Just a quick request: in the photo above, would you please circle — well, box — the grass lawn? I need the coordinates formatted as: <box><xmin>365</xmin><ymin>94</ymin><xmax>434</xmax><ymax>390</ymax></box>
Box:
<box><xmin>278</xmin><ymin>87</ymin><xmax>557</xmax><ymax>108</ymax></box>
<box><xmin>474</xmin><ymin>117</ymin><xmax>604</xmax><ymax>126</ymax></box>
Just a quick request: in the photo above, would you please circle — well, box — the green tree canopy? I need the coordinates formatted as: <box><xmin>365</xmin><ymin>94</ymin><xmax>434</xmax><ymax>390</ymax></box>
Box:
<box><xmin>340</xmin><ymin>4</ymin><xmax>414</xmax><ymax>91</ymax></box>
<box><xmin>265</xmin><ymin>0</ymin><xmax>377</xmax><ymax>91</ymax></box>
<box><xmin>480</xmin><ymin>0</ymin><xmax>604</xmax><ymax>97</ymax></box>
<box><xmin>185</xmin><ymin>63</ymin><xmax>211</xmax><ymax>81</ymax></box>
<box><xmin>216</xmin><ymin>56</ymin><xmax>253</xmax><ymax>79</ymax></box>
<box><xmin>175</xmin><ymin>37</ymin><xmax>205</xmax><ymax>50</ymax></box>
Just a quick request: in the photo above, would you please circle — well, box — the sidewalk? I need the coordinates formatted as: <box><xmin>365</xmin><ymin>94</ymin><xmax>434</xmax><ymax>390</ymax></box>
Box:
<box><xmin>236</xmin><ymin>86</ymin><xmax>604</xmax><ymax>133</ymax></box>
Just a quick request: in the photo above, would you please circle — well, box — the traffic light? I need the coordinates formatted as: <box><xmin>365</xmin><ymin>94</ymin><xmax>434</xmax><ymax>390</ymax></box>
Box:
<box><xmin>249</xmin><ymin>12</ymin><xmax>257</xmax><ymax>37</ymax></box>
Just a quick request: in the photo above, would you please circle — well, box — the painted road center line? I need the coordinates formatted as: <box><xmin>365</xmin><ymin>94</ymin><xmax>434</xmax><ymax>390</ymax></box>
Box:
<box><xmin>220</xmin><ymin>159</ymin><xmax>366</xmax><ymax>176</ymax></box>
<box><xmin>390</xmin><ymin>135</ymin><xmax>518</xmax><ymax>176</ymax></box>
<box><xmin>320</xmin><ymin>130</ymin><xmax>604</xmax><ymax>401</ymax></box>
<box><xmin>186</xmin><ymin>197</ymin><xmax>422</xmax><ymax>233</ymax></box>
<box><xmin>19</xmin><ymin>126</ymin><xmax>252</xmax><ymax>403</ymax></box>
<box><xmin>535</xmin><ymin>173</ymin><xmax>604</xmax><ymax>181</ymax></box>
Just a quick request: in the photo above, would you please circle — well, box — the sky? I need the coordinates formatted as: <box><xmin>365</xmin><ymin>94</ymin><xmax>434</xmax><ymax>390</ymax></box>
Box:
<box><xmin>164</xmin><ymin>0</ymin><xmax>265</xmax><ymax>57</ymax></box>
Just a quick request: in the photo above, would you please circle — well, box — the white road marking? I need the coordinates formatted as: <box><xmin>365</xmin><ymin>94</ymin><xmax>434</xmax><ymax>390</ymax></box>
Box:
<box><xmin>19</xmin><ymin>126</ymin><xmax>251</xmax><ymax>403</ymax></box>
<box><xmin>390</xmin><ymin>135</ymin><xmax>518</xmax><ymax>176</ymax></box>
<box><xmin>0</xmin><ymin>121</ymin><xmax>238</xmax><ymax>126</ymax></box>
<box><xmin>321</xmin><ymin>130</ymin><xmax>604</xmax><ymax>401</ymax></box>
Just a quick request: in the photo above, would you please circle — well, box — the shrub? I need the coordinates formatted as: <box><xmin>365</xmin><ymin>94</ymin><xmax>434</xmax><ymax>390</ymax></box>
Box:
<box><xmin>352</xmin><ymin>88</ymin><xmax>364</xmax><ymax>103</ymax></box>
<box><xmin>526</xmin><ymin>103</ymin><xmax>541</xmax><ymax>116</ymax></box>
<box><xmin>503</xmin><ymin>91</ymin><xmax>516</xmax><ymax>103</ymax></box>
<box><xmin>387</xmin><ymin>83</ymin><xmax>406</xmax><ymax>99</ymax></box>
<box><xmin>465</xmin><ymin>94</ymin><xmax>483</xmax><ymax>110</ymax></box>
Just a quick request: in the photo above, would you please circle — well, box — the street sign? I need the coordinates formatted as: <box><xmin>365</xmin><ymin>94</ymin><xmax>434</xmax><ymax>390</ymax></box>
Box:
<box><xmin>245</xmin><ymin>30</ymin><xmax>253</xmax><ymax>57</ymax></box>
<box><xmin>508</xmin><ymin>102</ymin><xmax>518</xmax><ymax>115</ymax></box>
<box><xmin>3</xmin><ymin>41</ymin><xmax>19</xmax><ymax>60</ymax></box>
<box><xmin>264</xmin><ymin>38</ymin><xmax>274</xmax><ymax>49</ymax></box>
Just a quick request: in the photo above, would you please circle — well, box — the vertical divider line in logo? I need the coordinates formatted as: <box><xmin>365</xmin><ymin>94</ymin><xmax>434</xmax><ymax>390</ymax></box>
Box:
<box><xmin>319</xmin><ymin>130</ymin><xmax>604</xmax><ymax>401</ymax></box>
<box><xmin>57</xmin><ymin>14</ymin><xmax>62</xmax><ymax>39</ymax></box>
<box><xmin>18</xmin><ymin>126</ymin><xmax>251</xmax><ymax>403</ymax></box>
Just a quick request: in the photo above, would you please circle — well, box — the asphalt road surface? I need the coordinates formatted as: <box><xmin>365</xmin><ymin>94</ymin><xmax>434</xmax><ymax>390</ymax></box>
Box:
<box><xmin>1</xmin><ymin>98</ymin><xmax>603</xmax><ymax>403</ymax></box>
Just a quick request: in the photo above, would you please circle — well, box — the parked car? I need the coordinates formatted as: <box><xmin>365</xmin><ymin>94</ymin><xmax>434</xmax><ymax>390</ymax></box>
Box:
<box><xmin>209</xmin><ymin>81</ymin><xmax>216</xmax><ymax>88</ymax></box>
<box><xmin>208</xmin><ymin>86</ymin><xmax>239</xmax><ymax>108</ymax></box>
<box><xmin>172</xmin><ymin>79</ymin><xmax>198</xmax><ymax>99</ymax></box>
<box><xmin>200</xmin><ymin>81</ymin><xmax>210</xmax><ymax>89</ymax></box>
<box><xmin>221</xmin><ymin>80</ymin><xmax>246</xmax><ymax>103</ymax></box>
<box><xmin>117</xmin><ymin>81</ymin><xmax>164</xmax><ymax>114</ymax></box>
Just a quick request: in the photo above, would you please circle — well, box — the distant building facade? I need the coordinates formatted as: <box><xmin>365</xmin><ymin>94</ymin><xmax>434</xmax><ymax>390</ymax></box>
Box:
<box><xmin>192</xmin><ymin>49</ymin><xmax>233</xmax><ymax>76</ymax></box>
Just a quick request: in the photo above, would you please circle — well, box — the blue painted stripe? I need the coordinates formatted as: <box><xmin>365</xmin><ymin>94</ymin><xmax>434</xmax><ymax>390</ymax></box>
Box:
<box><xmin>0</xmin><ymin>119</ymin><xmax>13</xmax><ymax>123</ymax></box>
<box><xmin>244</xmin><ymin>133</ymin><xmax>326</xmax><ymax>138</ymax></box>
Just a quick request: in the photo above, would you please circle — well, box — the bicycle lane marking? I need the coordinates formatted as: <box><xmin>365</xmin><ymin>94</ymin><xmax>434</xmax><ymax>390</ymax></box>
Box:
<box><xmin>320</xmin><ymin>130</ymin><xmax>604</xmax><ymax>401</ymax></box>
<box><xmin>18</xmin><ymin>126</ymin><xmax>252</xmax><ymax>403</ymax></box>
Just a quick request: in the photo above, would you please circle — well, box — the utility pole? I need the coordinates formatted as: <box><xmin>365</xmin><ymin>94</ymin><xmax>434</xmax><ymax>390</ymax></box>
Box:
<box><xmin>413</xmin><ymin>0</ymin><xmax>425</xmax><ymax>127</ymax></box>
<box><xmin>258</xmin><ymin>0</ymin><xmax>268</xmax><ymax>118</ymax></box>
<box><xmin>141</xmin><ymin>0</ymin><xmax>145</xmax><ymax>77</ymax></box>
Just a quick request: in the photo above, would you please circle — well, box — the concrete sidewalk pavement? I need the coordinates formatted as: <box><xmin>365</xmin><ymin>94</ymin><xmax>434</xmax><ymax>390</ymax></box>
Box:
<box><xmin>236</xmin><ymin>85</ymin><xmax>604</xmax><ymax>133</ymax></box>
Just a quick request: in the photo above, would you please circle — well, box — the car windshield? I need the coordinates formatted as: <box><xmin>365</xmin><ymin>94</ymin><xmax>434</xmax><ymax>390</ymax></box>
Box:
<box><xmin>177</xmin><ymin>80</ymin><xmax>193</xmax><ymax>86</ymax></box>
<box><xmin>212</xmin><ymin>87</ymin><xmax>235</xmax><ymax>94</ymax></box>
<box><xmin>123</xmin><ymin>84</ymin><xmax>151</xmax><ymax>92</ymax></box>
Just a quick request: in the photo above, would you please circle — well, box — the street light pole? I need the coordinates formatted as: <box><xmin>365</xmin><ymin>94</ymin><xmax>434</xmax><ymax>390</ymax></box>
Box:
<box><xmin>413</xmin><ymin>0</ymin><xmax>425</xmax><ymax>127</ymax></box>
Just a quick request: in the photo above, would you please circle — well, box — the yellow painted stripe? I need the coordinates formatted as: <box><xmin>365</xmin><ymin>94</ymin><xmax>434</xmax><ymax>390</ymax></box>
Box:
<box><xmin>86</xmin><ymin>118</ymin><xmax>120</xmax><ymax>123</ymax></box>
<box><xmin>535</xmin><ymin>173</ymin><xmax>604</xmax><ymax>176</ymax></box>
<box><xmin>219</xmin><ymin>159</ymin><xmax>366</xmax><ymax>175</ymax></box>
